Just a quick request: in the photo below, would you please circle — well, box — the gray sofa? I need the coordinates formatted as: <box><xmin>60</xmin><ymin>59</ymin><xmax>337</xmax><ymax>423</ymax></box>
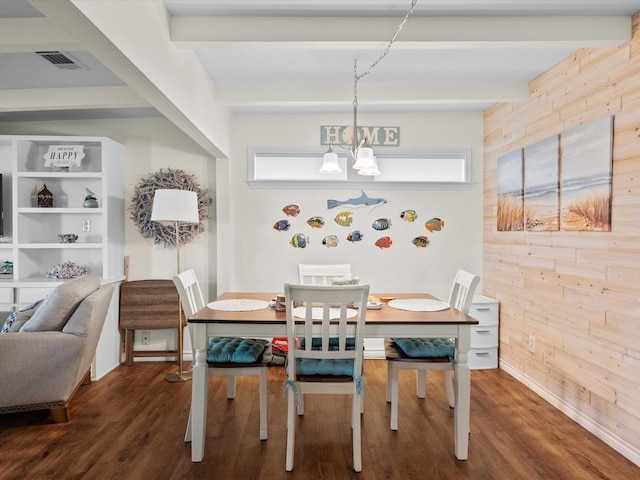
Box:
<box><xmin>0</xmin><ymin>275</ymin><xmax>115</xmax><ymax>422</ymax></box>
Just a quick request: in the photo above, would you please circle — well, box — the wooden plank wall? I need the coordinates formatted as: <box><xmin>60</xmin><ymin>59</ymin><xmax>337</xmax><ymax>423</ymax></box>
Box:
<box><xmin>483</xmin><ymin>13</ymin><xmax>640</xmax><ymax>463</ymax></box>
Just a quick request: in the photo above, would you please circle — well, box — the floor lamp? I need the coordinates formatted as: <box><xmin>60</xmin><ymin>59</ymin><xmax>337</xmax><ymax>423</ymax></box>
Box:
<box><xmin>151</xmin><ymin>189</ymin><xmax>199</xmax><ymax>382</ymax></box>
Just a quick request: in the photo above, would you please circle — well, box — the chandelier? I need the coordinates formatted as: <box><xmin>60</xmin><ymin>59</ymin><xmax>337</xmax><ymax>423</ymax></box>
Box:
<box><xmin>320</xmin><ymin>0</ymin><xmax>418</xmax><ymax>176</ymax></box>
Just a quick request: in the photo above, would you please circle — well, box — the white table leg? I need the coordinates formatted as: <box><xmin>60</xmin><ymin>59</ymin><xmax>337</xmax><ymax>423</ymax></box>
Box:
<box><xmin>454</xmin><ymin>326</ymin><xmax>471</xmax><ymax>460</ymax></box>
<box><xmin>190</xmin><ymin>324</ymin><xmax>208</xmax><ymax>462</ymax></box>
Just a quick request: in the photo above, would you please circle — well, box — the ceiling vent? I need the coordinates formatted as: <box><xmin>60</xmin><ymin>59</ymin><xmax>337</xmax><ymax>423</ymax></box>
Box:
<box><xmin>35</xmin><ymin>51</ymin><xmax>87</xmax><ymax>70</ymax></box>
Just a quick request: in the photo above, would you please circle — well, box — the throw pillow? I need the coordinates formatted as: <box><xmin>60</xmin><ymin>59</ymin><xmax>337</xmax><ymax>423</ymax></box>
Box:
<box><xmin>20</xmin><ymin>275</ymin><xmax>100</xmax><ymax>332</ymax></box>
<box><xmin>1</xmin><ymin>299</ymin><xmax>43</xmax><ymax>333</ymax></box>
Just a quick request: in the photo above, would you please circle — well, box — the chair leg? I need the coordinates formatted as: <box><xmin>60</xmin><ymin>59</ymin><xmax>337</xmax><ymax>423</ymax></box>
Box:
<box><xmin>226</xmin><ymin>375</ymin><xmax>237</xmax><ymax>399</ymax></box>
<box><xmin>390</xmin><ymin>363</ymin><xmax>399</xmax><ymax>431</ymax></box>
<box><xmin>444</xmin><ymin>370</ymin><xmax>455</xmax><ymax>408</ymax></box>
<box><xmin>259</xmin><ymin>368</ymin><xmax>268</xmax><ymax>440</ymax></box>
<box><xmin>286</xmin><ymin>386</ymin><xmax>296</xmax><ymax>471</ymax></box>
<box><xmin>386</xmin><ymin>361</ymin><xmax>392</xmax><ymax>403</ymax></box>
<box><xmin>297</xmin><ymin>393</ymin><xmax>304</xmax><ymax>415</ymax></box>
<box><xmin>352</xmin><ymin>391</ymin><xmax>362</xmax><ymax>472</ymax></box>
<box><xmin>124</xmin><ymin>329</ymin><xmax>134</xmax><ymax>366</ymax></box>
<box><xmin>184</xmin><ymin>406</ymin><xmax>192</xmax><ymax>442</ymax></box>
<box><xmin>416</xmin><ymin>370</ymin><xmax>427</xmax><ymax>398</ymax></box>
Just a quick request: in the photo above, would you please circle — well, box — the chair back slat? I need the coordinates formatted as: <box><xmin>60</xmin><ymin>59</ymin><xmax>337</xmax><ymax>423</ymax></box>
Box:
<box><xmin>447</xmin><ymin>269</ymin><xmax>480</xmax><ymax>314</ymax></box>
<box><xmin>173</xmin><ymin>269</ymin><xmax>205</xmax><ymax>318</ymax></box>
<box><xmin>298</xmin><ymin>263</ymin><xmax>351</xmax><ymax>285</ymax></box>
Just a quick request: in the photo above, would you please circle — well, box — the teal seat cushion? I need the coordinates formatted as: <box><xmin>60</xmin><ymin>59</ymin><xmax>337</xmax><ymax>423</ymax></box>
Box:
<box><xmin>391</xmin><ymin>337</ymin><xmax>454</xmax><ymax>358</ymax></box>
<box><xmin>302</xmin><ymin>337</ymin><xmax>356</xmax><ymax>350</ymax></box>
<box><xmin>207</xmin><ymin>337</ymin><xmax>268</xmax><ymax>363</ymax></box>
<box><xmin>294</xmin><ymin>358</ymin><xmax>354</xmax><ymax>376</ymax></box>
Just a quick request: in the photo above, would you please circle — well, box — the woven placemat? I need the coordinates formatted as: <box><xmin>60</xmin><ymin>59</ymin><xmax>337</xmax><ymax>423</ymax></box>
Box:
<box><xmin>387</xmin><ymin>298</ymin><xmax>450</xmax><ymax>312</ymax></box>
<box><xmin>207</xmin><ymin>299</ymin><xmax>270</xmax><ymax>311</ymax></box>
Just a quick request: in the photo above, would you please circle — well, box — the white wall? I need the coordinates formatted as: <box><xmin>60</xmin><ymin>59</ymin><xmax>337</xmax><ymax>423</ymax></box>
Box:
<box><xmin>0</xmin><ymin>117</ymin><xmax>214</xmax><ymax>356</ymax></box>
<box><xmin>219</xmin><ymin>112</ymin><xmax>484</xmax><ymax>301</ymax></box>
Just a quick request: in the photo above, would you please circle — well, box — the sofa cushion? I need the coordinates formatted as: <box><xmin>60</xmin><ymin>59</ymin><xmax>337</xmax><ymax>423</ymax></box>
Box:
<box><xmin>20</xmin><ymin>275</ymin><xmax>100</xmax><ymax>332</ymax></box>
<box><xmin>1</xmin><ymin>300</ymin><xmax>43</xmax><ymax>333</ymax></box>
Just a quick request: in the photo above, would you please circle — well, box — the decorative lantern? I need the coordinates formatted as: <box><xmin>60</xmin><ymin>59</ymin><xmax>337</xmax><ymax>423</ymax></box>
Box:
<box><xmin>37</xmin><ymin>184</ymin><xmax>53</xmax><ymax>208</ymax></box>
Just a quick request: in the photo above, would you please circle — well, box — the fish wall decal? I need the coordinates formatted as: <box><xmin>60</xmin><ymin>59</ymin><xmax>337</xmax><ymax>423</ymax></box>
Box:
<box><xmin>322</xmin><ymin>235</ymin><xmax>339</xmax><ymax>247</ymax></box>
<box><xmin>327</xmin><ymin>191</ymin><xmax>387</xmax><ymax>209</ymax></box>
<box><xmin>282</xmin><ymin>204</ymin><xmax>300</xmax><ymax>217</ymax></box>
<box><xmin>372</xmin><ymin>218</ymin><xmax>391</xmax><ymax>231</ymax></box>
<box><xmin>307</xmin><ymin>216</ymin><xmax>324</xmax><ymax>228</ymax></box>
<box><xmin>273</xmin><ymin>219</ymin><xmax>290</xmax><ymax>231</ymax></box>
<box><xmin>290</xmin><ymin>233</ymin><xmax>308</xmax><ymax>248</ymax></box>
<box><xmin>346</xmin><ymin>230</ymin><xmax>363</xmax><ymax>242</ymax></box>
<box><xmin>375</xmin><ymin>236</ymin><xmax>392</xmax><ymax>249</ymax></box>
<box><xmin>400</xmin><ymin>210</ymin><xmax>417</xmax><ymax>222</ymax></box>
<box><xmin>334</xmin><ymin>211</ymin><xmax>354</xmax><ymax>226</ymax></box>
<box><xmin>412</xmin><ymin>236</ymin><xmax>430</xmax><ymax>248</ymax></box>
<box><xmin>425</xmin><ymin>218</ymin><xmax>445</xmax><ymax>232</ymax></box>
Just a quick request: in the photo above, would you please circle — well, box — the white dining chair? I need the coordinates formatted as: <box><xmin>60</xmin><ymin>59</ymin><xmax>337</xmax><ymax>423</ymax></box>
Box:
<box><xmin>174</xmin><ymin>269</ymin><xmax>268</xmax><ymax>442</ymax></box>
<box><xmin>283</xmin><ymin>283</ymin><xmax>370</xmax><ymax>472</ymax></box>
<box><xmin>298</xmin><ymin>263</ymin><xmax>351</xmax><ymax>285</ymax></box>
<box><xmin>385</xmin><ymin>269</ymin><xmax>480</xmax><ymax>430</ymax></box>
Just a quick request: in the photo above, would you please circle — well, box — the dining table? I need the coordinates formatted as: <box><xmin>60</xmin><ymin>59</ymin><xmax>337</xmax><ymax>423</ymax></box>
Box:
<box><xmin>187</xmin><ymin>291</ymin><xmax>478</xmax><ymax>463</ymax></box>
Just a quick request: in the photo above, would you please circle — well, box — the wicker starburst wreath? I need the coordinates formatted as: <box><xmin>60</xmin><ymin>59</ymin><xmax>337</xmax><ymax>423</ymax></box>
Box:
<box><xmin>130</xmin><ymin>168</ymin><xmax>210</xmax><ymax>248</ymax></box>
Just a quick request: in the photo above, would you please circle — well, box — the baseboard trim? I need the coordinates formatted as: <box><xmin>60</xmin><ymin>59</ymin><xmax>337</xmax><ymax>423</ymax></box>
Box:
<box><xmin>500</xmin><ymin>361</ymin><xmax>640</xmax><ymax>468</ymax></box>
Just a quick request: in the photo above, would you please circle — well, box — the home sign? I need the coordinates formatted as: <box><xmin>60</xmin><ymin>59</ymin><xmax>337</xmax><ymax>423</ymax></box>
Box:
<box><xmin>44</xmin><ymin>145</ymin><xmax>85</xmax><ymax>168</ymax></box>
<box><xmin>321</xmin><ymin>126</ymin><xmax>400</xmax><ymax>146</ymax></box>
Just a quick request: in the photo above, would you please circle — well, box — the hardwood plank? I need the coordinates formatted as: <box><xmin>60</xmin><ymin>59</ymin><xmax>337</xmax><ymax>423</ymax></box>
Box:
<box><xmin>1</xmin><ymin>361</ymin><xmax>638</xmax><ymax>479</ymax></box>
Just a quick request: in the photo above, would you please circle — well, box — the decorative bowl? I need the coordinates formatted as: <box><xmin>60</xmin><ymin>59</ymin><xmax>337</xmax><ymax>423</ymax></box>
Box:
<box><xmin>58</xmin><ymin>233</ymin><xmax>79</xmax><ymax>243</ymax></box>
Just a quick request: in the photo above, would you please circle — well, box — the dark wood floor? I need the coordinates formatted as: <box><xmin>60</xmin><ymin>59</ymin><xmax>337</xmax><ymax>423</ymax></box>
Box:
<box><xmin>1</xmin><ymin>360</ymin><xmax>638</xmax><ymax>480</ymax></box>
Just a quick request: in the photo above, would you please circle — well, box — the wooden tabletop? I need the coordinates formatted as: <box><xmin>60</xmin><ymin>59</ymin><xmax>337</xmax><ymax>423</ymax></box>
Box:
<box><xmin>189</xmin><ymin>292</ymin><xmax>478</xmax><ymax>325</ymax></box>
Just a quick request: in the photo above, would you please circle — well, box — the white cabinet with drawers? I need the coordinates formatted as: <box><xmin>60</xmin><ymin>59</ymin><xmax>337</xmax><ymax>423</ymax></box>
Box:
<box><xmin>467</xmin><ymin>295</ymin><xmax>499</xmax><ymax>369</ymax></box>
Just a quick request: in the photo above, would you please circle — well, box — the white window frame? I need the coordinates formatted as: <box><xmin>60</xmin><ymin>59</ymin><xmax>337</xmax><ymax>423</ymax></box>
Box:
<box><xmin>247</xmin><ymin>146</ymin><xmax>472</xmax><ymax>190</ymax></box>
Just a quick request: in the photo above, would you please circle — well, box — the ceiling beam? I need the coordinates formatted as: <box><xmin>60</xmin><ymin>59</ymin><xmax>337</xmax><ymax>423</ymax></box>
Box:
<box><xmin>26</xmin><ymin>0</ymin><xmax>230</xmax><ymax>158</ymax></box>
<box><xmin>0</xmin><ymin>86</ymin><xmax>148</xmax><ymax>112</ymax></box>
<box><xmin>214</xmin><ymin>82</ymin><xmax>528</xmax><ymax>112</ymax></box>
<box><xmin>171</xmin><ymin>15</ymin><xmax>631</xmax><ymax>50</ymax></box>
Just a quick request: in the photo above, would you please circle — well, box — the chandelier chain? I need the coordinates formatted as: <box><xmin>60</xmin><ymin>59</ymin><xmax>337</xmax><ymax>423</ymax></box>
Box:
<box><xmin>353</xmin><ymin>0</ymin><xmax>418</xmax><ymax>108</ymax></box>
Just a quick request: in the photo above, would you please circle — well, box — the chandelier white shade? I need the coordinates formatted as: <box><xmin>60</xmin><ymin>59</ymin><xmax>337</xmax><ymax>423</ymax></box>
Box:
<box><xmin>319</xmin><ymin>146</ymin><xmax>342</xmax><ymax>173</ymax></box>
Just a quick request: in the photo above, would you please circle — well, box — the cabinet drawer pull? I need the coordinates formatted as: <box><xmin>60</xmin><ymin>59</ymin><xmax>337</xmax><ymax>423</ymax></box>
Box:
<box><xmin>475</xmin><ymin>352</ymin><xmax>490</xmax><ymax>356</ymax></box>
<box><xmin>475</xmin><ymin>307</ymin><xmax>491</xmax><ymax>311</ymax></box>
<box><xmin>476</xmin><ymin>329</ymin><xmax>491</xmax><ymax>333</ymax></box>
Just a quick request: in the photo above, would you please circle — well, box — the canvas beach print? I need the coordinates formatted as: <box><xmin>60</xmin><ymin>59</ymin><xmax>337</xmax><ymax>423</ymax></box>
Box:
<box><xmin>497</xmin><ymin>149</ymin><xmax>524</xmax><ymax>231</ymax></box>
<box><xmin>561</xmin><ymin>116</ymin><xmax>613</xmax><ymax>231</ymax></box>
<box><xmin>524</xmin><ymin>135</ymin><xmax>560</xmax><ymax>231</ymax></box>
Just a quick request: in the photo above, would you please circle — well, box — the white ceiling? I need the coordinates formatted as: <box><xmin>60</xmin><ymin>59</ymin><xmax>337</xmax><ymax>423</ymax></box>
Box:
<box><xmin>0</xmin><ymin>0</ymin><xmax>638</xmax><ymax>154</ymax></box>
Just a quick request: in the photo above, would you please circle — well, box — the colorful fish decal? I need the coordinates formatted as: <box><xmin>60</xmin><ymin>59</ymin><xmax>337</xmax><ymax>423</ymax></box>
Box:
<box><xmin>334</xmin><ymin>211</ymin><xmax>354</xmax><ymax>226</ymax></box>
<box><xmin>307</xmin><ymin>216</ymin><xmax>324</xmax><ymax>228</ymax></box>
<box><xmin>273</xmin><ymin>219</ymin><xmax>290</xmax><ymax>231</ymax></box>
<box><xmin>412</xmin><ymin>236</ymin><xmax>430</xmax><ymax>248</ymax></box>
<box><xmin>290</xmin><ymin>233</ymin><xmax>308</xmax><ymax>248</ymax></box>
<box><xmin>400</xmin><ymin>210</ymin><xmax>417</xmax><ymax>222</ymax></box>
<box><xmin>346</xmin><ymin>230</ymin><xmax>363</xmax><ymax>242</ymax></box>
<box><xmin>425</xmin><ymin>218</ymin><xmax>445</xmax><ymax>232</ymax></box>
<box><xmin>282</xmin><ymin>204</ymin><xmax>300</xmax><ymax>217</ymax></box>
<box><xmin>372</xmin><ymin>218</ymin><xmax>391</xmax><ymax>231</ymax></box>
<box><xmin>322</xmin><ymin>235</ymin><xmax>339</xmax><ymax>248</ymax></box>
<box><xmin>375</xmin><ymin>236</ymin><xmax>392</xmax><ymax>249</ymax></box>
<box><xmin>327</xmin><ymin>191</ymin><xmax>387</xmax><ymax>209</ymax></box>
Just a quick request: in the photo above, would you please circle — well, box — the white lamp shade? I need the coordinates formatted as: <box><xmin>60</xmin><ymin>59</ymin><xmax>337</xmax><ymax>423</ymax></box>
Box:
<box><xmin>352</xmin><ymin>146</ymin><xmax>375</xmax><ymax>170</ymax></box>
<box><xmin>358</xmin><ymin>156</ymin><xmax>380</xmax><ymax>176</ymax></box>
<box><xmin>319</xmin><ymin>150</ymin><xmax>342</xmax><ymax>173</ymax></box>
<box><xmin>151</xmin><ymin>189</ymin><xmax>199</xmax><ymax>224</ymax></box>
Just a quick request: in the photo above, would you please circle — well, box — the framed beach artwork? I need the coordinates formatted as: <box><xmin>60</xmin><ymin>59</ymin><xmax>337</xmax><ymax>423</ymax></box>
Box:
<box><xmin>497</xmin><ymin>148</ymin><xmax>524</xmax><ymax>231</ymax></box>
<box><xmin>561</xmin><ymin>116</ymin><xmax>613</xmax><ymax>231</ymax></box>
<box><xmin>524</xmin><ymin>135</ymin><xmax>560</xmax><ymax>231</ymax></box>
